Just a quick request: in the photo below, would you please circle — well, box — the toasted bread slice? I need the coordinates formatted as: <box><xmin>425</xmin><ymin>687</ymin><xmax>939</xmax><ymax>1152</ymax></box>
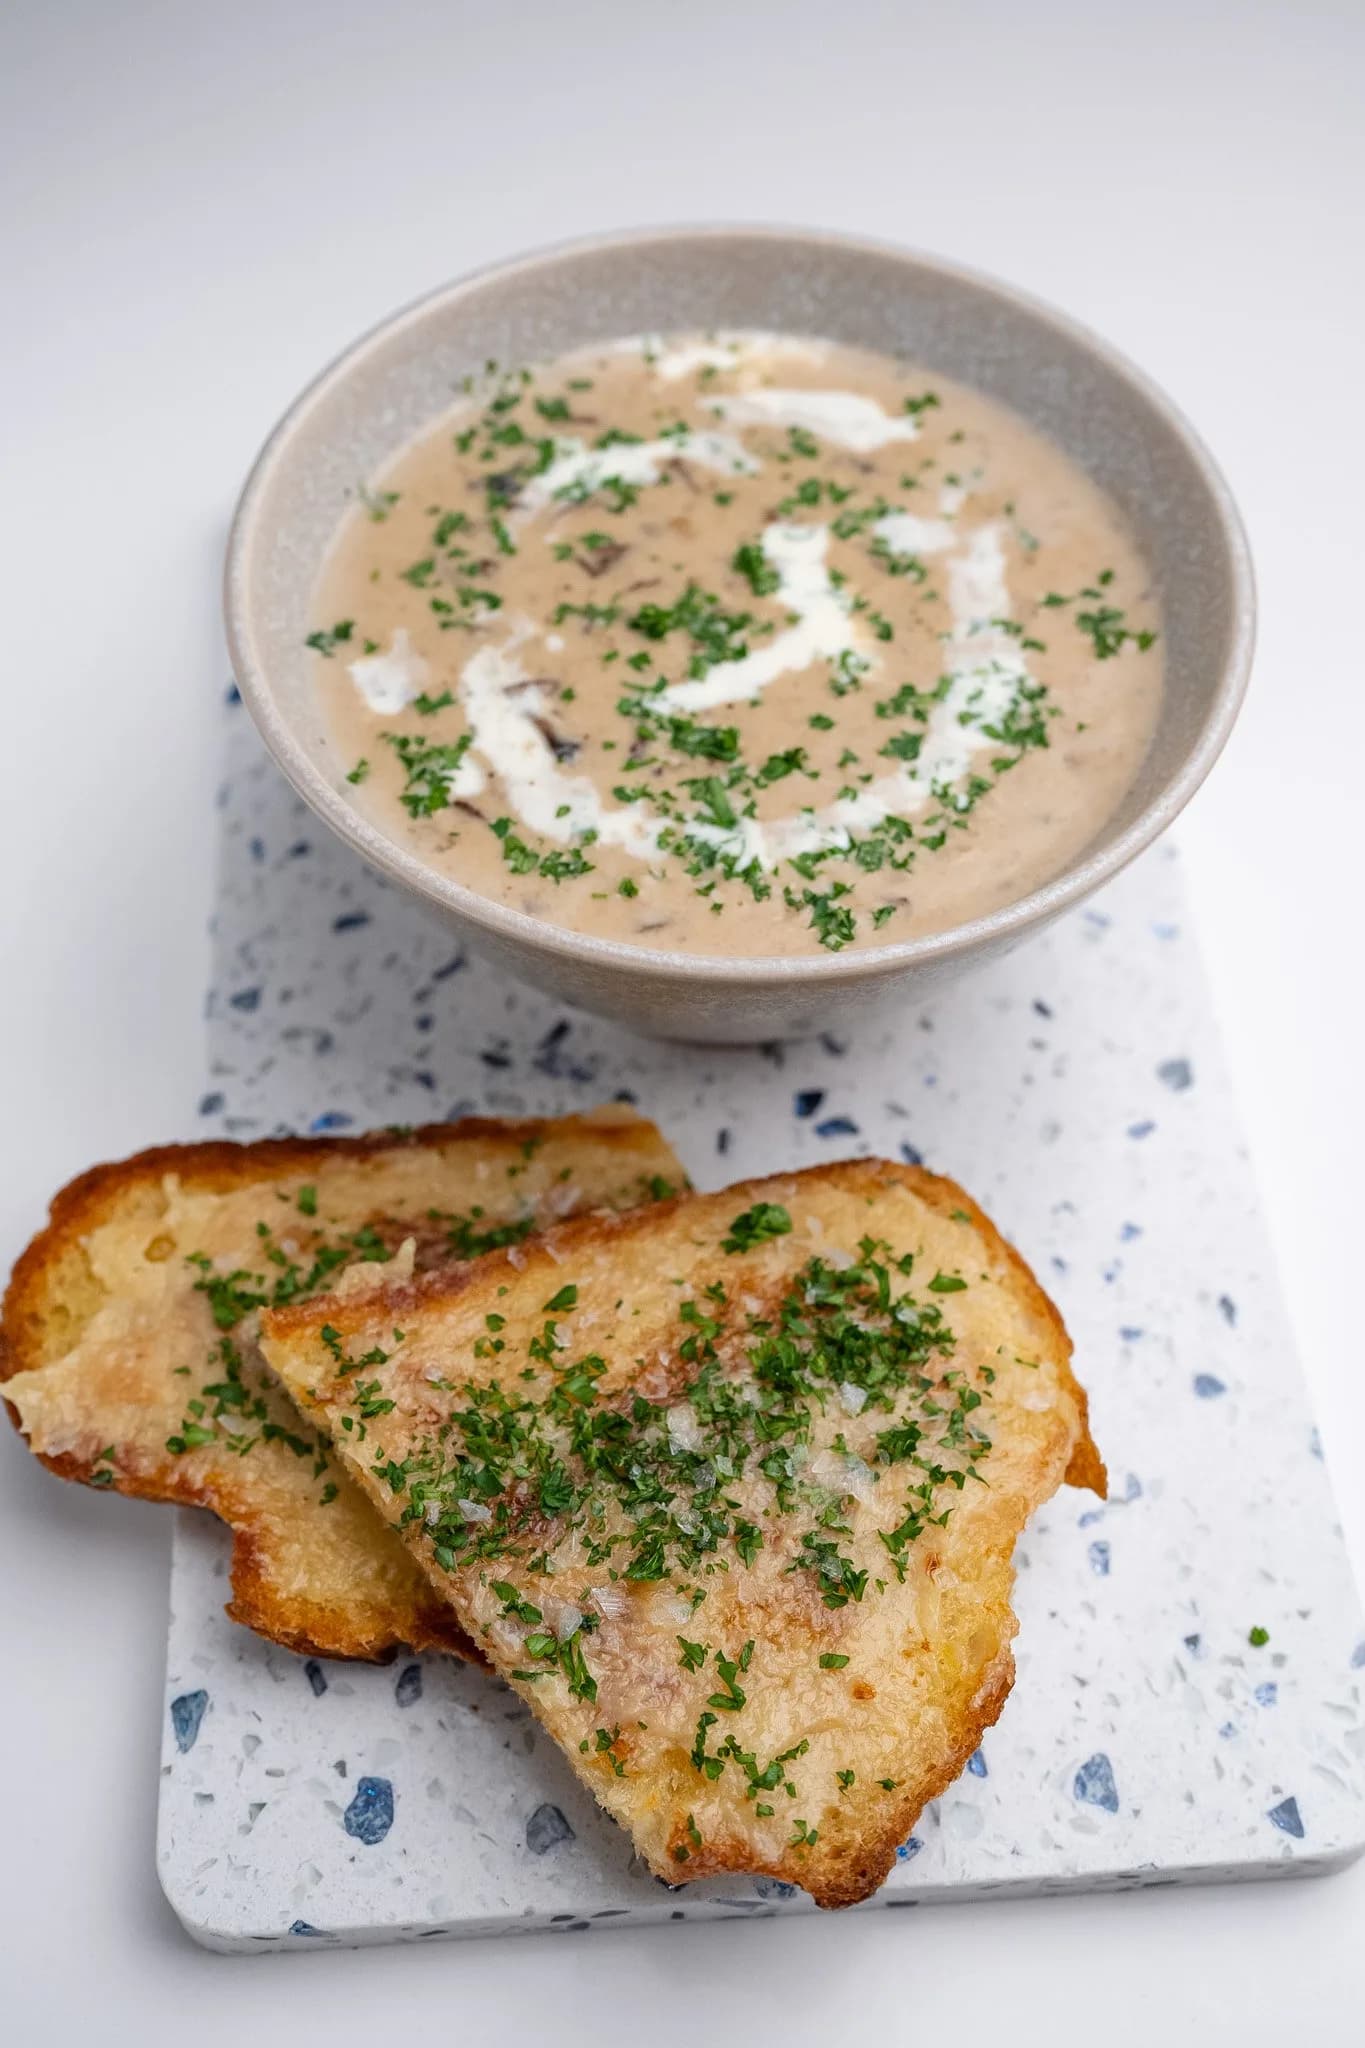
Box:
<box><xmin>260</xmin><ymin>1159</ymin><xmax>1103</xmax><ymax>1905</ymax></box>
<box><xmin>2</xmin><ymin>1109</ymin><xmax>684</xmax><ymax>1663</ymax></box>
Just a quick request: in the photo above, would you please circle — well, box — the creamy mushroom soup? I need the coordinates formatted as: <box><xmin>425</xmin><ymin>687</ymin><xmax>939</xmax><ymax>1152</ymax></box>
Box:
<box><xmin>311</xmin><ymin>332</ymin><xmax>1161</xmax><ymax>956</ymax></box>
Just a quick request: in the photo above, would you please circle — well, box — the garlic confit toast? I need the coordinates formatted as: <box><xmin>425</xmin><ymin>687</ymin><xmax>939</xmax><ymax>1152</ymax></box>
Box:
<box><xmin>260</xmin><ymin>1159</ymin><xmax>1104</xmax><ymax>1906</ymax></box>
<box><xmin>1</xmin><ymin>1109</ymin><xmax>684</xmax><ymax>1663</ymax></box>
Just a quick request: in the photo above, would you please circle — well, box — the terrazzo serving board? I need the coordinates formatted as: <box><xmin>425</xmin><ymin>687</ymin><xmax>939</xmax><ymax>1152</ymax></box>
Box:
<box><xmin>158</xmin><ymin>696</ymin><xmax>1365</xmax><ymax>1951</ymax></box>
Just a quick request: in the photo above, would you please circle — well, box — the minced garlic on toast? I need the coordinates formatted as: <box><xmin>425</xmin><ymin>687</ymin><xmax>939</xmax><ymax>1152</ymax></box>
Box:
<box><xmin>1</xmin><ymin>1109</ymin><xmax>684</xmax><ymax>1663</ymax></box>
<box><xmin>260</xmin><ymin>1159</ymin><xmax>1103</xmax><ymax>1906</ymax></box>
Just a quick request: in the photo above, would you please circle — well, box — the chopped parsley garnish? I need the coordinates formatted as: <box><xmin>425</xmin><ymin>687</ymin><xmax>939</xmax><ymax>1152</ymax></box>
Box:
<box><xmin>332</xmin><ymin>1236</ymin><xmax>984</xmax><ymax>1658</ymax></box>
<box><xmin>381</xmin><ymin>730</ymin><xmax>474</xmax><ymax>817</ymax></box>
<box><xmin>1075</xmin><ymin>603</ymin><xmax>1157</xmax><ymax>660</ymax></box>
<box><xmin>731</xmin><ymin>540</ymin><xmax>780</xmax><ymax>597</ymax></box>
<box><xmin>305</xmin><ymin>620</ymin><xmax>354</xmax><ymax>657</ymax></box>
<box><xmin>492</xmin><ymin>816</ymin><xmax>595</xmax><ymax>884</ymax></box>
<box><xmin>721</xmin><ymin>1203</ymin><xmax>793</xmax><ymax>1253</ymax></box>
<box><xmin>627</xmin><ymin>583</ymin><xmax>753</xmax><ymax>679</ymax></box>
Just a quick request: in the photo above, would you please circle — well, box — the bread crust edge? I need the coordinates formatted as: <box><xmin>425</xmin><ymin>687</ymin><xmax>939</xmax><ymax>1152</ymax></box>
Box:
<box><xmin>0</xmin><ymin>1111</ymin><xmax>664</xmax><ymax>1666</ymax></box>
<box><xmin>264</xmin><ymin>1153</ymin><xmax>1106</xmax><ymax>1903</ymax></box>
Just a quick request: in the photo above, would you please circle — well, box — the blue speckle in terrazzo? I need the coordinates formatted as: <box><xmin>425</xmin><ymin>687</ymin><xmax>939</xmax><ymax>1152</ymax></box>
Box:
<box><xmin>1218</xmin><ymin>1294</ymin><xmax>1238</xmax><ymax>1327</ymax></box>
<box><xmin>793</xmin><ymin>1089</ymin><xmax>825</xmax><ymax>1118</ymax></box>
<box><xmin>1127</xmin><ymin>1119</ymin><xmax>1156</xmax><ymax>1140</ymax></box>
<box><xmin>815</xmin><ymin>1116</ymin><xmax>858</xmax><ymax>1139</ymax></box>
<box><xmin>753</xmin><ymin>1876</ymin><xmax>798</xmax><ymax>1900</ymax></box>
<box><xmin>304</xmin><ymin>1660</ymin><xmax>327</xmax><ymax>1697</ymax></box>
<box><xmin>533</xmin><ymin>1018</ymin><xmax>599</xmax><ymax>1084</ymax></box>
<box><xmin>395</xmin><ymin>1663</ymin><xmax>422</xmax><ymax>1708</ymax></box>
<box><xmin>1183</xmin><ymin>1633</ymin><xmax>1203</xmax><ymax>1658</ymax></box>
<box><xmin>1119</xmin><ymin>1325</ymin><xmax>1144</xmax><ymax>1342</ymax></box>
<box><xmin>1255</xmin><ymin>1683</ymin><xmax>1278</xmax><ymax>1707</ymax></box>
<box><xmin>525</xmin><ymin>1803</ymin><xmax>575</xmax><ymax>1854</ymax></box>
<box><xmin>1088</xmin><ymin>1541</ymin><xmax>1112</xmax><ymax>1577</ymax></box>
<box><xmin>896</xmin><ymin>1837</ymin><xmax>924</xmax><ymax>1861</ymax></box>
<box><xmin>1073</xmin><ymin>1754</ymin><xmax>1119</xmax><ymax>1813</ymax></box>
<box><xmin>966</xmin><ymin>1748</ymin><xmax>988</xmax><ymax>1778</ymax></box>
<box><xmin>1119</xmin><ymin>1220</ymin><xmax>1142</xmax><ymax>1241</ymax></box>
<box><xmin>1352</xmin><ymin>1642</ymin><xmax>1365</xmax><ymax>1669</ymax></box>
<box><xmin>198</xmin><ymin>1091</ymin><xmax>225</xmax><ymax>1116</ymax></box>
<box><xmin>1267</xmin><ymin>1797</ymin><xmax>1304</xmax><ymax>1839</ymax></box>
<box><xmin>1193</xmin><ymin>1373</ymin><xmax>1227</xmax><ymax>1399</ymax></box>
<box><xmin>899</xmin><ymin>1142</ymin><xmax>924</xmax><ymax>1166</ymax></box>
<box><xmin>170</xmin><ymin>1689</ymin><xmax>209</xmax><ymax>1753</ymax></box>
<box><xmin>343</xmin><ymin>1777</ymin><xmax>395</xmax><ymax>1846</ymax></box>
<box><xmin>308</xmin><ymin>1110</ymin><xmax>353</xmax><ymax>1132</ymax></box>
<box><xmin>289</xmin><ymin>1921</ymin><xmax>328</xmax><ymax>1937</ymax></box>
<box><xmin>1157</xmin><ymin>1058</ymin><xmax>1193</xmax><ymax>1091</ymax></box>
<box><xmin>283</xmin><ymin>1024</ymin><xmax>335</xmax><ymax>1057</ymax></box>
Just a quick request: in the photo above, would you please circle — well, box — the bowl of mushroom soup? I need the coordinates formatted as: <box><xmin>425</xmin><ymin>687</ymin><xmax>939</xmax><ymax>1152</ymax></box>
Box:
<box><xmin>225</xmin><ymin>225</ymin><xmax>1253</xmax><ymax>1043</ymax></box>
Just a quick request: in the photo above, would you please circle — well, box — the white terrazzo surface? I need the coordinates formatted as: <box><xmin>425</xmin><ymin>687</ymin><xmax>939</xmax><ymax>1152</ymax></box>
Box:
<box><xmin>157</xmin><ymin>702</ymin><xmax>1365</xmax><ymax>1950</ymax></box>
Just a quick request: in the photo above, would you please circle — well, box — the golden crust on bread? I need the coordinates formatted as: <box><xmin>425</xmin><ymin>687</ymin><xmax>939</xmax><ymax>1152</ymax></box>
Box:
<box><xmin>260</xmin><ymin>1159</ymin><xmax>1103</xmax><ymax>1904</ymax></box>
<box><xmin>1</xmin><ymin>1109</ymin><xmax>685</xmax><ymax>1663</ymax></box>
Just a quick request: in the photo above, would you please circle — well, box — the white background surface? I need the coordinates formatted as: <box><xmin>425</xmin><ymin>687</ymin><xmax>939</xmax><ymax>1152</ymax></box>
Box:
<box><xmin>2</xmin><ymin>1</ymin><xmax>1362</xmax><ymax>2040</ymax></box>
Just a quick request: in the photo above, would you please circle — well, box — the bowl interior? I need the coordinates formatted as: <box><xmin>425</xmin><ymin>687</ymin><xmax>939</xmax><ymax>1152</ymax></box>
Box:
<box><xmin>227</xmin><ymin>227</ymin><xmax>1252</xmax><ymax>975</ymax></box>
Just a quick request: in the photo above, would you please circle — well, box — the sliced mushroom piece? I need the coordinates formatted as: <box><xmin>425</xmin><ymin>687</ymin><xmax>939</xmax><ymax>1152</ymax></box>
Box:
<box><xmin>503</xmin><ymin>675</ymin><xmax>561</xmax><ymax>699</ymax></box>
<box><xmin>577</xmin><ymin>540</ymin><xmax>628</xmax><ymax>579</ymax></box>
<box><xmin>530</xmin><ymin>716</ymin><xmax>582</xmax><ymax>764</ymax></box>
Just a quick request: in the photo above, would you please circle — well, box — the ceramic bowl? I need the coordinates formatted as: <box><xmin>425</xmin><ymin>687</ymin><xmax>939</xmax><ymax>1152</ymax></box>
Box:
<box><xmin>224</xmin><ymin>225</ymin><xmax>1254</xmax><ymax>1043</ymax></box>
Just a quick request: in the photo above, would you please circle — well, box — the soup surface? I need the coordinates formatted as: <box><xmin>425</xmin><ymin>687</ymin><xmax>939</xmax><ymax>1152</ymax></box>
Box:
<box><xmin>312</xmin><ymin>332</ymin><xmax>1162</xmax><ymax>956</ymax></box>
